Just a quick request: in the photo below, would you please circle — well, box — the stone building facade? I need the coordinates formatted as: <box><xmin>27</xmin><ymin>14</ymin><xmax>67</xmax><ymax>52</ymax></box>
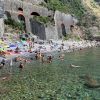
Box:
<box><xmin>3</xmin><ymin>0</ymin><xmax>77</xmax><ymax>40</ymax></box>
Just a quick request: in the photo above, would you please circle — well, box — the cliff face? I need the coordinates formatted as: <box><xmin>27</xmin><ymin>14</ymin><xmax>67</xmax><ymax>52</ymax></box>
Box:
<box><xmin>2</xmin><ymin>0</ymin><xmax>99</xmax><ymax>40</ymax></box>
<box><xmin>23</xmin><ymin>0</ymin><xmax>44</xmax><ymax>4</ymax></box>
<box><xmin>3</xmin><ymin>0</ymin><xmax>79</xmax><ymax>40</ymax></box>
<box><xmin>81</xmin><ymin>0</ymin><xmax>100</xmax><ymax>38</ymax></box>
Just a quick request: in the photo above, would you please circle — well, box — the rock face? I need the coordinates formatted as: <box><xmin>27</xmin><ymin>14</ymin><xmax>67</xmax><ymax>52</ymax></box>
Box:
<box><xmin>2</xmin><ymin>0</ymin><xmax>78</xmax><ymax>40</ymax></box>
<box><xmin>89</xmin><ymin>26</ymin><xmax>100</xmax><ymax>36</ymax></box>
<box><xmin>79</xmin><ymin>75</ymin><xmax>100</xmax><ymax>88</ymax></box>
<box><xmin>24</xmin><ymin>0</ymin><xmax>44</xmax><ymax>4</ymax></box>
<box><xmin>0</xmin><ymin>18</ymin><xmax>4</xmax><ymax>37</ymax></box>
<box><xmin>0</xmin><ymin>0</ymin><xmax>4</xmax><ymax>37</ymax></box>
<box><xmin>54</xmin><ymin>11</ymin><xmax>77</xmax><ymax>39</ymax></box>
<box><xmin>45</xmin><ymin>24</ymin><xmax>58</xmax><ymax>40</ymax></box>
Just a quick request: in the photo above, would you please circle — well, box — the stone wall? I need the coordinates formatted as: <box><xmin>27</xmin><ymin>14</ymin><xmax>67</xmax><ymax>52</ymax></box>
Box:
<box><xmin>4</xmin><ymin>0</ymin><xmax>50</xmax><ymax>17</ymax></box>
<box><xmin>24</xmin><ymin>0</ymin><xmax>44</xmax><ymax>5</ymax></box>
<box><xmin>0</xmin><ymin>18</ymin><xmax>4</xmax><ymax>37</ymax></box>
<box><xmin>0</xmin><ymin>0</ymin><xmax>4</xmax><ymax>37</ymax></box>
<box><xmin>45</xmin><ymin>25</ymin><xmax>58</xmax><ymax>40</ymax></box>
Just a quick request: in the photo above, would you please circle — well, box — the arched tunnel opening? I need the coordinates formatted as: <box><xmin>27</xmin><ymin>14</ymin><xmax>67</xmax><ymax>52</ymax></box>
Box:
<box><xmin>44</xmin><ymin>0</ymin><xmax>48</xmax><ymax>3</ymax></box>
<box><xmin>18</xmin><ymin>8</ymin><xmax>23</xmax><ymax>11</ymax></box>
<box><xmin>31</xmin><ymin>12</ymin><xmax>40</xmax><ymax>16</ymax></box>
<box><xmin>61</xmin><ymin>23</ymin><xmax>66</xmax><ymax>37</ymax></box>
<box><xmin>18</xmin><ymin>14</ymin><xmax>26</xmax><ymax>31</ymax></box>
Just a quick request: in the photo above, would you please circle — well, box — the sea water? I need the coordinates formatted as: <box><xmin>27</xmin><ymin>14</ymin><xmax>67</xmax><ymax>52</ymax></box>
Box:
<box><xmin>0</xmin><ymin>47</ymin><xmax>100</xmax><ymax>100</ymax></box>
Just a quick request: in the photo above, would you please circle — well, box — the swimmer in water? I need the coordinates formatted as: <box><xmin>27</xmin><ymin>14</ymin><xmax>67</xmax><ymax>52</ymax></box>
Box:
<box><xmin>19</xmin><ymin>62</ymin><xmax>24</xmax><ymax>70</ymax></box>
<box><xmin>59</xmin><ymin>53</ymin><xmax>65</xmax><ymax>61</ymax></box>
<box><xmin>70</xmin><ymin>64</ymin><xmax>81</xmax><ymax>68</ymax></box>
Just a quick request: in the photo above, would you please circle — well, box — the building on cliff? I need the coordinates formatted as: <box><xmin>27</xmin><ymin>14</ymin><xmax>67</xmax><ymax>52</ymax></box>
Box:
<box><xmin>3</xmin><ymin>0</ymin><xmax>78</xmax><ymax>40</ymax></box>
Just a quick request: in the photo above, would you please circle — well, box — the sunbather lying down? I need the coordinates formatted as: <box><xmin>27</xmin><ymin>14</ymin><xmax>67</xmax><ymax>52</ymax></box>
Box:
<box><xmin>70</xmin><ymin>64</ymin><xmax>81</xmax><ymax>68</ymax></box>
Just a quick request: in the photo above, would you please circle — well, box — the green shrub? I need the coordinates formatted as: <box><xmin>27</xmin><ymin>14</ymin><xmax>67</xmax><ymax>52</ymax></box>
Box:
<box><xmin>4</xmin><ymin>18</ymin><xmax>25</xmax><ymax>31</ymax></box>
<box><xmin>33</xmin><ymin>16</ymin><xmax>54</xmax><ymax>25</ymax></box>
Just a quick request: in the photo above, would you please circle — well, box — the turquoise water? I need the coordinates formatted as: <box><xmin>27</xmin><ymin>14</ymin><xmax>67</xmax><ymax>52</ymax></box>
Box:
<box><xmin>0</xmin><ymin>47</ymin><xmax>100</xmax><ymax>100</ymax></box>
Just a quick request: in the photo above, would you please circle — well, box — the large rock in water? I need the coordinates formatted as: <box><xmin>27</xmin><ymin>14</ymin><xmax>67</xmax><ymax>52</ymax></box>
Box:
<box><xmin>79</xmin><ymin>75</ymin><xmax>100</xmax><ymax>88</ymax></box>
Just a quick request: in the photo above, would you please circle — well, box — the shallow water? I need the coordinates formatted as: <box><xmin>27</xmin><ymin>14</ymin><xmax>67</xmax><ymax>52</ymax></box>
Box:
<box><xmin>0</xmin><ymin>47</ymin><xmax>100</xmax><ymax>100</ymax></box>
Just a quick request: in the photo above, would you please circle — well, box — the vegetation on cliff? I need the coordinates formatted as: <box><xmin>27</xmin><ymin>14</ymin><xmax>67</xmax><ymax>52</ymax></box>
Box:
<box><xmin>4</xmin><ymin>18</ymin><xmax>25</xmax><ymax>31</ymax></box>
<box><xmin>41</xmin><ymin>0</ymin><xmax>100</xmax><ymax>39</ymax></box>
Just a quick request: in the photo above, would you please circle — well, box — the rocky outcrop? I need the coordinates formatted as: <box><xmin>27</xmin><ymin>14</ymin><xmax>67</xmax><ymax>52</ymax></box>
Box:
<box><xmin>45</xmin><ymin>24</ymin><xmax>58</xmax><ymax>40</ymax></box>
<box><xmin>23</xmin><ymin>0</ymin><xmax>44</xmax><ymax>5</ymax></box>
<box><xmin>54</xmin><ymin>11</ymin><xmax>77</xmax><ymax>39</ymax></box>
<box><xmin>79</xmin><ymin>75</ymin><xmax>100</xmax><ymax>88</ymax></box>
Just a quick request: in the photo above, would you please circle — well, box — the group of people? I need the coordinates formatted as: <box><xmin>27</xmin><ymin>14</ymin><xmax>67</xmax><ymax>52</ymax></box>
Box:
<box><xmin>35</xmin><ymin>51</ymin><xmax>53</xmax><ymax>64</ymax></box>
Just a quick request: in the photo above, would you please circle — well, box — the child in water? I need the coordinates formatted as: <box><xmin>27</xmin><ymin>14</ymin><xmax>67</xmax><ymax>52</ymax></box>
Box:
<box><xmin>59</xmin><ymin>53</ymin><xmax>65</xmax><ymax>61</ymax></box>
<box><xmin>19</xmin><ymin>62</ymin><xmax>24</xmax><ymax>70</ymax></box>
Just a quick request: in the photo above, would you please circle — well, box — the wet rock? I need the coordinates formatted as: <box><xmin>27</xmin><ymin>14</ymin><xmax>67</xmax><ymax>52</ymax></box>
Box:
<box><xmin>0</xmin><ymin>88</ymin><xmax>10</xmax><ymax>94</ymax></box>
<box><xmin>79</xmin><ymin>75</ymin><xmax>100</xmax><ymax>88</ymax></box>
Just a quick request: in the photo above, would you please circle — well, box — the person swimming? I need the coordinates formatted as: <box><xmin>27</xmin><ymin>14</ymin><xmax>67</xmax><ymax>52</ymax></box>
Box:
<box><xmin>19</xmin><ymin>62</ymin><xmax>24</xmax><ymax>69</ymax></box>
<box><xmin>70</xmin><ymin>64</ymin><xmax>81</xmax><ymax>68</ymax></box>
<box><xmin>59</xmin><ymin>53</ymin><xmax>65</xmax><ymax>61</ymax></box>
<box><xmin>47</xmin><ymin>55</ymin><xmax>53</xmax><ymax>63</ymax></box>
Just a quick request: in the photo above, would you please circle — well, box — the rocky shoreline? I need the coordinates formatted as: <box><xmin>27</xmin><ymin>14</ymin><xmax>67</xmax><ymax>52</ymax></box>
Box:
<box><xmin>0</xmin><ymin>39</ymin><xmax>100</xmax><ymax>62</ymax></box>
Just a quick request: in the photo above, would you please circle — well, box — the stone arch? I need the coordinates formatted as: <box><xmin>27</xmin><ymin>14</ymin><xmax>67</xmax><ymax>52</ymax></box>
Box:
<box><xmin>4</xmin><ymin>11</ymin><xmax>11</xmax><ymax>19</ymax></box>
<box><xmin>18</xmin><ymin>14</ymin><xmax>26</xmax><ymax>31</ymax></box>
<box><xmin>18</xmin><ymin>7</ymin><xmax>23</xmax><ymax>11</ymax></box>
<box><xmin>31</xmin><ymin>12</ymin><xmax>40</xmax><ymax>16</ymax></box>
<box><xmin>18</xmin><ymin>14</ymin><xmax>25</xmax><ymax>21</ymax></box>
<box><xmin>61</xmin><ymin>23</ymin><xmax>66</xmax><ymax>37</ymax></box>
